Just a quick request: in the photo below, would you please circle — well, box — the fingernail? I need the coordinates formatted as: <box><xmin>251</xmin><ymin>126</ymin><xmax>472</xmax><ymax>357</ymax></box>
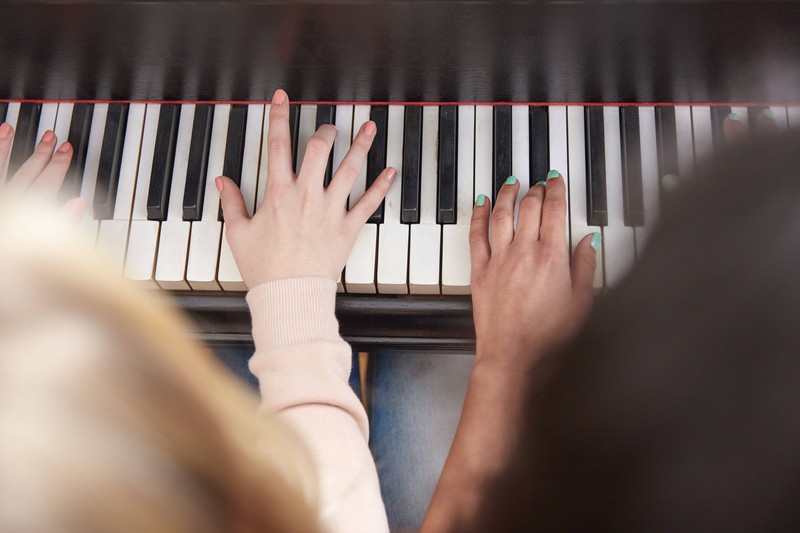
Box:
<box><xmin>41</xmin><ymin>130</ymin><xmax>54</xmax><ymax>143</ymax></box>
<box><xmin>57</xmin><ymin>142</ymin><xmax>72</xmax><ymax>153</ymax></box>
<box><xmin>591</xmin><ymin>232</ymin><xmax>602</xmax><ymax>251</ymax></box>
<box><xmin>727</xmin><ymin>112</ymin><xmax>741</xmax><ymax>122</ymax></box>
<box><xmin>272</xmin><ymin>89</ymin><xmax>286</xmax><ymax>105</ymax></box>
<box><xmin>215</xmin><ymin>176</ymin><xmax>224</xmax><ymax>192</ymax></box>
<box><xmin>762</xmin><ymin>108</ymin><xmax>775</xmax><ymax>119</ymax></box>
<box><xmin>505</xmin><ymin>175</ymin><xmax>517</xmax><ymax>185</ymax></box>
<box><xmin>661</xmin><ymin>174</ymin><xmax>679</xmax><ymax>191</ymax></box>
<box><xmin>364</xmin><ymin>121</ymin><xmax>377</xmax><ymax>136</ymax></box>
<box><xmin>534</xmin><ymin>180</ymin><xmax>546</xmax><ymax>186</ymax></box>
<box><xmin>475</xmin><ymin>194</ymin><xmax>487</xmax><ymax>207</ymax></box>
<box><xmin>547</xmin><ymin>169</ymin><xmax>560</xmax><ymax>180</ymax></box>
<box><xmin>386</xmin><ymin>167</ymin><xmax>396</xmax><ymax>181</ymax></box>
<box><xmin>0</xmin><ymin>122</ymin><xmax>11</xmax><ymax>138</ymax></box>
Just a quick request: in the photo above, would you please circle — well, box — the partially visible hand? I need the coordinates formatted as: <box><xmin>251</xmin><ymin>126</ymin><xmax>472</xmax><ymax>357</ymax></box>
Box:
<box><xmin>469</xmin><ymin>173</ymin><xmax>598</xmax><ymax>369</ymax></box>
<box><xmin>218</xmin><ymin>90</ymin><xmax>396</xmax><ymax>288</ymax></box>
<box><xmin>1</xmin><ymin>124</ymin><xmax>76</xmax><ymax>202</ymax></box>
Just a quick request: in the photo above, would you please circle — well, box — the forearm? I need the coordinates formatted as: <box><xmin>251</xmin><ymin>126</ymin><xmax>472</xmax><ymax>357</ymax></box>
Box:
<box><xmin>421</xmin><ymin>346</ymin><xmax>539</xmax><ymax>533</ymax></box>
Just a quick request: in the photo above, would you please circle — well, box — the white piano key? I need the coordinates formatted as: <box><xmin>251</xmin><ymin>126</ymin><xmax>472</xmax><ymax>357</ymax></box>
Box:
<box><xmin>637</xmin><ymin>106</ymin><xmax>660</xmax><ymax>253</ymax></box>
<box><xmin>53</xmin><ymin>103</ymin><xmax>74</xmax><ymax>146</ymax></box>
<box><xmin>442</xmin><ymin>105</ymin><xmax>475</xmax><ymax>295</ymax></box>
<box><xmin>219</xmin><ymin>104</ymin><xmax>265</xmax><ymax>291</ymax></box>
<box><xmin>77</xmin><ymin>103</ymin><xmax>109</xmax><ymax>239</ymax></box>
<box><xmin>97</xmin><ymin>103</ymin><xmax>146</xmax><ymax>271</ymax></box>
<box><xmin>155</xmin><ymin>104</ymin><xmax>195</xmax><ymax>290</ymax></box>
<box><xmin>474</xmin><ymin>105</ymin><xmax>493</xmax><ymax>201</ymax></box>
<box><xmin>549</xmin><ymin>105</ymin><xmax>570</xmax><ymax>246</ymax></box>
<box><xmin>125</xmin><ymin>104</ymin><xmax>161</xmax><ymax>287</ymax></box>
<box><xmin>410</xmin><ymin>105</ymin><xmax>441</xmax><ymax>294</ymax></box>
<box><xmin>295</xmin><ymin>104</ymin><xmax>317</xmax><ymax>173</ymax></box>
<box><xmin>186</xmin><ymin>104</ymin><xmax>229</xmax><ymax>290</ymax></box>
<box><xmin>788</xmin><ymin>107</ymin><xmax>800</xmax><ymax>129</ymax></box>
<box><xmin>692</xmin><ymin>106</ymin><xmax>713</xmax><ymax>166</ymax></box>
<box><xmin>36</xmin><ymin>103</ymin><xmax>58</xmax><ymax>143</ymax></box>
<box><xmin>345</xmin><ymin>225</ymin><xmax>378</xmax><ymax>293</ymax></box>
<box><xmin>567</xmin><ymin>106</ymin><xmax>603</xmax><ymax>290</ymax></box>
<box><xmin>675</xmin><ymin>106</ymin><xmax>695</xmax><ymax>178</ymax></box>
<box><xmin>768</xmin><ymin>106</ymin><xmax>789</xmax><ymax>130</ymax></box>
<box><xmin>511</xmin><ymin>104</ymin><xmax>530</xmax><ymax>219</ymax></box>
<box><xmin>731</xmin><ymin>106</ymin><xmax>749</xmax><ymax>129</ymax></box>
<box><xmin>331</xmin><ymin>105</ymin><xmax>354</xmax><ymax>293</ymax></box>
<box><xmin>603</xmin><ymin>106</ymin><xmax>636</xmax><ymax>287</ymax></box>
<box><xmin>376</xmin><ymin>104</ymin><xmax>409</xmax><ymax>294</ymax></box>
<box><xmin>255</xmin><ymin>104</ymin><xmax>271</xmax><ymax>210</ymax></box>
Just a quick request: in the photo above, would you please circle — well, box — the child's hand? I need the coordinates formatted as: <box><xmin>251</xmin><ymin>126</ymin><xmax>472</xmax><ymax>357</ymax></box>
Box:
<box><xmin>218</xmin><ymin>90</ymin><xmax>395</xmax><ymax>289</ymax></box>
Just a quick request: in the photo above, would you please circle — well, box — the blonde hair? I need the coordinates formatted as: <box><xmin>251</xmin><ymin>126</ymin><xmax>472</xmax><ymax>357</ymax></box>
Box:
<box><xmin>0</xmin><ymin>197</ymin><xmax>321</xmax><ymax>533</ymax></box>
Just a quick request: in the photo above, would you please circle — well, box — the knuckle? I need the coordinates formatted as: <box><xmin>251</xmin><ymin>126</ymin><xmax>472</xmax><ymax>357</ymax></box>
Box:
<box><xmin>492</xmin><ymin>208</ymin><xmax>512</xmax><ymax>223</ymax></box>
<box><xmin>305</xmin><ymin>137</ymin><xmax>330</xmax><ymax>158</ymax></box>
<box><xmin>543</xmin><ymin>197</ymin><xmax>564</xmax><ymax>213</ymax></box>
<box><xmin>519</xmin><ymin>194</ymin><xmax>541</xmax><ymax>211</ymax></box>
<box><xmin>268</xmin><ymin>139</ymin><xmax>288</xmax><ymax>154</ymax></box>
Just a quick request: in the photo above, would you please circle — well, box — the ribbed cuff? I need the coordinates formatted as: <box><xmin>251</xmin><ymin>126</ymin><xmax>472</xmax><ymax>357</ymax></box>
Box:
<box><xmin>246</xmin><ymin>277</ymin><xmax>340</xmax><ymax>348</ymax></box>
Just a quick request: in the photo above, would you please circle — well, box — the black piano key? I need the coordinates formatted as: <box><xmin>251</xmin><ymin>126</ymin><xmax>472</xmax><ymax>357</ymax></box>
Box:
<box><xmin>711</xmin><ymin>105</ymin><xmax>731</xmax><ymax>155</ymax></box>
<box><xmin>182</xmin><ymin>104</ymin><xmax>214</xmax><ymax>221</ymax></box>
<box><xmin>585</xmin><ymin>107</ymin><xmax>608</xmax><ymax>226</ymax></box>
<box><xmin>219</xmin><ymin>104</ymin><xmax>249</xmax><ymax>221</ymax></box>
<box><xmin>0</xmin><ymin>102</ymin><xmax>8</xmax><ymax>123</ymax></box>
<box><xmin>316</xmin><ymin>105</ymin><xmax>336</xmax><ymax>187</ymax></box>
<box><xmin>529</xmin><ymin>106</ymin><xmax>549</xmax><ymax>185</ymax></box>
<box><xmin>147</xmin><ymin>104</ymin><xmax>180</xmax><ymax>221</ymax></box>
<box><xmin>619</xmin><ymin>107</ymin><xmax>645</xmax><ymax>227</ymax></box>
<box><xmin>93</xmin><ymin>103</ymin><xmax>129</xmax><ymax>220</ymax></box>
<box><xmin>8</xmin><ymin>103</ymin><xmax>42</xmax><ymax>174</ymax></box>
<box><xmin>401</xmin><ymin>106</ymin><xmax>422</xmax><ymax>224</ymax></box>
<box><xmin>61</xmin><ymin>103</ymin><xmax>94</xmax><ymax>200</ymax></box>
<box><xmin>493</xmin><ymin>105</ymin><xmax>512</xmax><ymax>198</ymax></box>
<box><xmin>289</xmin><ymin>104</ymin><xmax>300</xmax><ymax>172</ymax></box>
<box><xmin>437</xmin><ymin>106</ymin><xmax>458</xmax><ymax>225</ymax></box>
<box><xmin>366</xmin><ymin>105</ymin><xmax>388</xmax><ymax>223</ymax></box>
<box><xmin>655</xmin><ymin>107</ymin><xmax>679</xmax><ymax>177</ymax></box>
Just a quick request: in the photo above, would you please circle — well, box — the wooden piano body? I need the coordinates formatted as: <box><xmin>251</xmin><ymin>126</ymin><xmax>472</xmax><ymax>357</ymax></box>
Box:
<box><xmin>1</xmin><ymin>0</ymin><xmax>798</xmax><ymax>349</ymax></box>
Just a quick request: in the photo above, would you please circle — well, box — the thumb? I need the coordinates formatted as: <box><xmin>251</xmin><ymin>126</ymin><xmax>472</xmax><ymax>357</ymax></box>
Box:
<box><xmin>216</xmin><ymin>176</ymin><xmax>249</xmax><ymax>226</ymax></box>
<box><xmin>571</xmin><ymin>232</ymin><xmax>600</xmax><ymax>315</ymax></box>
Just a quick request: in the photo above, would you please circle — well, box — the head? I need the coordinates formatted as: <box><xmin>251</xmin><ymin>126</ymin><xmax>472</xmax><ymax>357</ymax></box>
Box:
<box><xmin>0</xmin><ymin>201</ymin><xmax>321</xmax><ymax>533</ymax></box>
<box><xmin>475</xmin><ymin>130</ymin><xmax>800</xmax><ymax>532</ymax></box>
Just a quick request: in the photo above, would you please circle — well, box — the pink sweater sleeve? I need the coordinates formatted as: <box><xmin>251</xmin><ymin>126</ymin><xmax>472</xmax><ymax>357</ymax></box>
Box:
<box><xmin>246</xmin><ymin>278</ymin><xmax>389</xmax><ymax>533</ymax></box>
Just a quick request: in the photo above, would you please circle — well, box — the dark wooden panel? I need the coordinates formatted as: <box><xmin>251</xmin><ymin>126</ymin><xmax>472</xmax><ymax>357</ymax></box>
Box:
<box><xmin>0</xmin><ymin>1</ymin><xmax>798</xmax><ymax>103</ymax></box>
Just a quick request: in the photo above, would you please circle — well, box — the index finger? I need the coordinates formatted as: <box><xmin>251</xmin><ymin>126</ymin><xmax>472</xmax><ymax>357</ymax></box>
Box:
<box><xmin>266</xmin><ymin>89</ymin><xmax>294</xmax><ymax>185</ymax></box>
<box><xmin>539</xmin><ymin>171</ymin><xmax>568</xmax><ymax>248</ymax></box>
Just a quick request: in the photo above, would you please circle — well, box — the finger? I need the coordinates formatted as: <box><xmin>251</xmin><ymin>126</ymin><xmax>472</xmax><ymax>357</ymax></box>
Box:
<box><xmin>59</xmin><ymin>197</ymin><xmax>87</xmax><ymax>220</ymax></box>
<box><xmin>347</xmin><ymin>167</ymin><xmax>396</xmax><ymax>225</ymax></box>
<box><xmin>297</xmin><ymin>124</ymin><xmax>337</xmax><ymax>188</ymax></box>
<box><xmin>514</xmin><ymin>181</ymin><xmax>546</xmax><ymax>243</ymax></box>
<box><xmin>266</xmin><ymin>89</ymin><xmax>294</xmax><ymax>185</ymax></box>
<box><xmin>723</xmin><ymin>113</ymin><xmax>747</xmax><ymax>143</ymax></box>
<box><xmin>216</xmin><ymin>175</ymin><xmax>250</xmax><ymax>227</ymax></box>
<box><xmin>9</xmin><ymin>130</ymin><xmax>57</xmax><ymax>190</ymax></box>
<box><xmin>469</xmin><ymin>194</ymin><xmax>491</xmax><ymax>278</ymax></box>
<box><xmin>327</xmin><ymin>121</ymin><xmax>376</xmax><ymax>204</ymax></box>
<box><xmin>490</xmin><ymin>176</ymin><xmax>519</xmax><ymax>251</ymax></box>
<box><xmin>0</xmin><ymin>123</ymin><xmax>14</xmax><ymax>181</ymax></box>
<box><xmin>28</xmin><ymin>142</ymin><xmax>72</xmax><ymax>199</ymax></box>
<box><xmin>571</xmin><ymin>232</ymin><xmax>600</xmax><ymax>317</ymax></box>
<box><xmin>755</xmin><ymin>107</ymin><xmax>779</xmax><ymax>134</ymax></box>
<box><xmin>539</xmin><ymin>171</ymin><xmax>568</xmax><ymax>248</ymax></box>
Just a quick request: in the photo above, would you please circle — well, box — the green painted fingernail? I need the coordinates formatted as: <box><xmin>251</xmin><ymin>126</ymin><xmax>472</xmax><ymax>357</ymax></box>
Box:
<box><xmin>762</xmin><ymin>108</ymin><xmax>775</xmax><ymax>119</ymax></box>
<box><xmin>547</xmin><ymin>169</ymin><xmax>560</xmax><ymax>180</ymax></box>
<box><xmin>591</xmin><ymin>232</ymin><xmax>602</xmax><ymax>250</ymax></box>
<box><xmin>476</xmin><ymin>194</ymin><xmax>487</xmax><ymax>207</ymax></box>
<box><xmin>505</xmin><ymin>175</ymin><xmax>517</xmax><ymax>185</ymax></box>
<box><xmin>727</xmin><ymin>112</ymin><xmax>741</xmax><ymax>122</ymax></box>
<box><xmin>662</xmin><ymin>174</ymin><xmax>679</xmax><ymax>192</ymax></box>
<box><xmin>534</xmin><ymin>180</ymin><xmax>546</xmax><ymax>186</ymax></box>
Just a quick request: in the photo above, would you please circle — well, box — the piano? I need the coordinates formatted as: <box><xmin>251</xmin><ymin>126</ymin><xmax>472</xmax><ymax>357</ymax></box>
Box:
<box><xmin>1</xmin><ymin>1</ymin><xmax>799</xmax><ymax>349</ymax></box>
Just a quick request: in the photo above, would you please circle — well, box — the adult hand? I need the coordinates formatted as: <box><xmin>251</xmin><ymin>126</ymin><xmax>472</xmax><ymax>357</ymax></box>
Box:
<box><xmin>218</xmin><ymin>90</ymin><xmax>395</xmax><ymax>288</ymax></box>
<box><xmin>469</xmin><ymin>173</ymin><xmax>599</xmax><ymax>369</ymax></box>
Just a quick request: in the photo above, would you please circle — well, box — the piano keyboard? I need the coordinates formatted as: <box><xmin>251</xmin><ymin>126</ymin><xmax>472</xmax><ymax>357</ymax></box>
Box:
<box><xmin>2</xmin><ymin>101</ymin><xmax>798</xmax><ymax>295</ymax></box>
